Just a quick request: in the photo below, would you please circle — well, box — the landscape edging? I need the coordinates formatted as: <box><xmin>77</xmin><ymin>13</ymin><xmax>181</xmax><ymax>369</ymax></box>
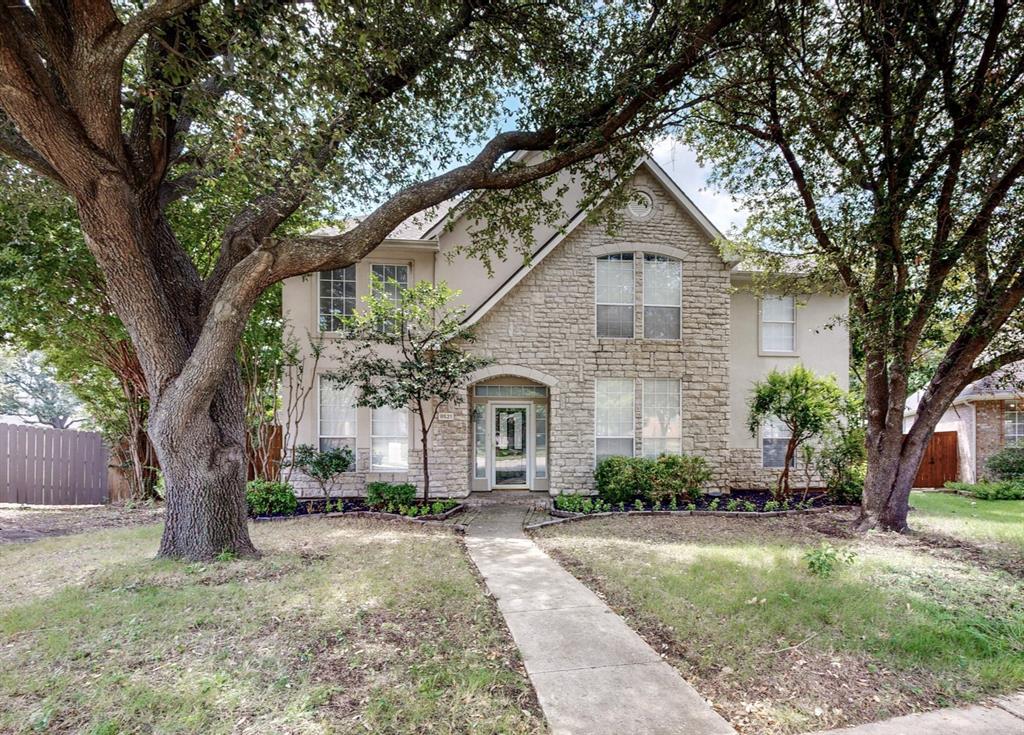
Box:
<box><xmin>252</xmin><ymin>502</ymin><xmax>467</xmax><ymax>527</ymax></box>
<box><xmin>527</xmin><ymin>504</ymin><xmax>854</xmax><ymax>531</ymax></box>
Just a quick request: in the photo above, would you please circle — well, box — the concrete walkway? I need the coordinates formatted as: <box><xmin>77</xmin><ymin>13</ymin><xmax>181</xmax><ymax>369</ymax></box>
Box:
<box><xmin>809</xmin><ymin>694</ymin><xmax>1024</xmax><ymax>735</ymax></box>
<box><xmin>464</xmin><ymin>504</ymin><xmax>735</xmax><ymax>735</ymax></box>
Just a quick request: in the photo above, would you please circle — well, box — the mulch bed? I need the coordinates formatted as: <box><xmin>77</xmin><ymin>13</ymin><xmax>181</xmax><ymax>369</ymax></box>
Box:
<box><xmin>252</xmin><ymin>498</ymin><xmax>466</xmax><ymax>524</ymax></box>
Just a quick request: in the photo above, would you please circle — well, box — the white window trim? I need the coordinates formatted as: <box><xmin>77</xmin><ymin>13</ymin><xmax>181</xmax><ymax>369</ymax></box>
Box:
<box><xmin>759</xmin><ymin>295</ymin><xmax>798</xmax><ymax>355</ymax></box>
<box><xmin>1006</xmin><ymin>402</ymin><xmax>1024</xmax><ymax>447</ymax></box>
<box><xmin>316</xmin><ymin>266</ymin><xmax>356</xmax><ymax>335</ymax></box>
<box><xmin>641</xmin><ymin>378</ymin><xmax>683</xmax><ymax>458</ymax></box>
<box><xmin>370</xmin><ymin>405</ymin><xmax>410</xmax><ymax>472</ymax></box>
<box><xmin>642</xmin><ymin>255</ymin><xmax>682</xmax><ymax>341</ymax></box>
<box><xmin>316</xmin><ymin>376</ymin><xmax>356</xmax><ymax>469</ymax></box>
<box><xmin>594</xmin><ymin>254</ymin><xmax>635</xmax><ymax>340</ymax></box>
<box><xmin>594</xmin><ymin>378</ymin><xmax>636</xmax><ymax>466</ymax></box>
<box><xmin>760</xmin><ymin>417</ymin><xmax>798</xmax><ymax>469</ymax></box>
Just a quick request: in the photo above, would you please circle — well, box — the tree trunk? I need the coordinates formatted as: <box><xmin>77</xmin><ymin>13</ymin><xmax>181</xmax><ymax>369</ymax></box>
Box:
<box><xmin>419</xmin><ymin>410</ymin><xmax>430</xmax><ymax>504</ymax></box>
<box><xmin>150</xmin><ymin>361</ymin><xmax>257</xmax><ymax>560</ymax></box>
<box><xmin>777</xmin><ymin>437</ymin><xmax>797</xmax><ymax>501</ymax></box>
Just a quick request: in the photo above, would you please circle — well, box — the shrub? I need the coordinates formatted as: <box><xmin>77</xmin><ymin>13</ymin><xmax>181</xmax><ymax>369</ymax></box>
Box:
<box><xmin>288</xmin><ymin>444</ymin><xmax>353</xmax><ymax>512</ymax></box>
<box><xmin>366</xmin><ymin>481</ymin><xmax>417</xmax><ymax>509</ymax></box>
<box><xmin>816</xmin><ymin>423</ymin><xmax>867</xmax><ymax>504</ymax></box>
<box><xmin>945</xmin><ymin>480</ymin><xmax>1024</xmax><ymax>500</ymax></box>
<box><xmin>804</xmin><ymin>542</ymin><xmax>856</xmax><ymax>577</ymax></box>
<box><xmin>595</xmin><ymin>456</ymin><xmax>656</xmax><ymax>505</ymax></box>
<box><xmin>986</xmin><ymin>447</ymin><xmax>1024</xmax><ymax>480</ymax></box>
<box><xmin>245</xmin><ymin>480</ymin><xmax>297</xmax><ymax>517</ymax></box>
<box><xmin>554</xmin><ymin>494</ymin><xmax>610</xmax><ymax>514</ymax></box>
<box><xmin>648</xmin><ymin>454</ymin><xmax>713</xmax><ymax>505</ymax></box>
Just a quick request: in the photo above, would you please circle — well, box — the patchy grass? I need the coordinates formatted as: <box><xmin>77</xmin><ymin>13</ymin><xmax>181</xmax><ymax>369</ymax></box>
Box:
<box><xmin>0</xmin><ymin>519</ymin><xmax>545</xmax><ymax>735</ymax></box>
<box><xmin>910</xmin><ymin>490</ymin><xmax>1024</xmax><ymax>553</ymax></box>
<box><xmin>534</xmin><ymin>511</ymin><xmax>1024</xmax><ymax>735</ymax></box>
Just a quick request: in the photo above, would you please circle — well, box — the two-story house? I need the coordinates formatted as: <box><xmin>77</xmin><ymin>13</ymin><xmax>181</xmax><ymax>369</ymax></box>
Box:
<box><xmin>281</xmin><ymin>157</ymin><xmax>849</xmax><ymax>498</ymax></box>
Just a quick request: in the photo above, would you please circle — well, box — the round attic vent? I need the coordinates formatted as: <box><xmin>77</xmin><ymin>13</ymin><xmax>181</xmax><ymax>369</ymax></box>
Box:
<box><xmin>627</xmin><ymin>190</ymin><xmax>654</xmax><ymax>219</ymax></box>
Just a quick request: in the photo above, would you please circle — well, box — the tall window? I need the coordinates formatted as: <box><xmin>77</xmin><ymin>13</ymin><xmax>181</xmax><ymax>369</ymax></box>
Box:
<box><xmin>596</xmin><ymin>254</ymin><xmax>634</xmax><ymax>338</ymax></box>
<box><xmin>319</xmin><ymin>376</ymin><xmax>356</xmax><ymax>455</ymax></box>
<box><xmin>643</xmin><ymin>255</ymin><xmax>681</xmax><ymax>339</ymax></box>
<box><xmin>371</xmin><ymin>406</ymin><xmax>408</xmax><ymax>471</ymax></box>
<box><xmin>1006</xmin><ymin>401</ymin><xmax>1024</xmax><ymax>447</ymax></box>
<box><xmin>761</xmin><ymin>295</ymin><xmax>796</xmax><ymax>353</ymax></box>
<box><xmin>371</xmin><ymin>264</ymin><xmax>409</xmax><ymax>303</ymax></box>
<box><xmin>535</xmin><ymin>405</ymin><xmax>548</xmax><ymax>479</ymax></box>
<box><xmin>319</xmin><ymin>265</ymin><xmax>356</xmax><ymax>332</ymax></box>
<box><xmin>761</xmin><ymin>417</ymin><xmax>794</xmax><ymax>468</ymax></box>
<box><xmin>473</xmin><ymin>405</ymin><xmax>487</xmax><ymax>479</ymax></box>
<box><xmin>595</xmin><ymin>378</ymin><xmax>634</xmax><ymax>463</ymax></box>
<box><xmin>642</xmin><ymin>379</ymin><xmax>681</xmax><ymax>457</ymax></box>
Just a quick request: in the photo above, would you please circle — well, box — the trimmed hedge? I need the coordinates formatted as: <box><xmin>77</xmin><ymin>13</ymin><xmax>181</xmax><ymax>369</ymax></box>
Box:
<box><xmin>945</xmin><ymin>480</ymin><xmax>1024</xmax><ymax>501</ymax></box>
<box><xmin>595</xmin><ymin>454</ymin><xmax>712</xmax><ymax>506</ymax></box>
<box><xmin>986</xmin><ymin>447</ymin><xmax>1024</xmax><ymax>480</ymax></box>
<box><xmin>246</xmin><ymin>480</ymin><xmax>298</xmax><ymax>517</ymax></box>
<box><xmin>366</xmin><ymin>481</ymin><xmax>418</xmax><ymax>509</ymax></box>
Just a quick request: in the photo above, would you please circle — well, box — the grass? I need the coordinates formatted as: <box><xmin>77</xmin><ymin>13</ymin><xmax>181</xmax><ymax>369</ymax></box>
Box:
<box><xmin>910</xmin><ymin>490</ymin><xmax>1024</xmax><ymax>552</ymax></box>
<box><xmin>535</xmin><ymin>511</ymin><xmax>1024</xmax><ymax>735</ymax></box>
<box><xmin>0</xmin><ymin>519</ymin><xmax>545</xmax><ymax>735</ymax></box>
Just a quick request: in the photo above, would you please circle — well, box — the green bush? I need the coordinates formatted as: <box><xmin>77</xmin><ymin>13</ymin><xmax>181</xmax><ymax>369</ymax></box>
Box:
<box><xmin>245</xmin><ymin>480</ymin><xmax>297</xmax><ymax>517</ymax></box>
<box><xmin>816</xmin><ymin>424</ymin><xmax>867</xmax><ymax>504</ymax></box>
<box><xmin>595</xmin><ymin>456</ymin><xmax>656</xmax><ymax>505</ymax></box>
<box><xmin>986</xmin><ymin>447</ymin><xmax>1024</xmax><ymax>480</ymax></box>
<box><xmin>596</xmin><ymin>454</ymin><xmax>713</xmax><ymax>506</ymax></box>
<box><xmin>648</xmin><ymin>454</ymin><xmax>712</xmax><ymax>504</ymax></box>
<box><xmin>945</xmin><ymin>480</ymin><xmax>1024</xmax><ymax>500</ymax></box>
<box><xmin>366</xmin><ymin>481</ymin><xmax>417</xmax><ymax>509</ymax></box>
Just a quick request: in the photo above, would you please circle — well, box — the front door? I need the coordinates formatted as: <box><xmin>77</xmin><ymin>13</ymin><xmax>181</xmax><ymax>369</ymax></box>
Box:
<box><xmin>491</xmin><ymin>403</ymin><xmax>531</xmax><ymax>488</ymax></box>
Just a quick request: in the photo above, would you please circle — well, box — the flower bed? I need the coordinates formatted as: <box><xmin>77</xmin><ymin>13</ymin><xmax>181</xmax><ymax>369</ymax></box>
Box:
<box><xmin>251</xmin><ymin>496</ymin><xmax>464</xmax><ymax>522</ymax></box>
<box><xmin>553</xmin><ymin>488</ymin><xmax>835</xmax><ymax>515</ymax></box>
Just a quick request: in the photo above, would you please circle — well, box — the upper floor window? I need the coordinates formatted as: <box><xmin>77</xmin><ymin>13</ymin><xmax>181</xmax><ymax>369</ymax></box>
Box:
<box><xmin>595</xmin><ymin>378</ymin><xmax>634</xmax><ymax>463</ymax></box>
<box><xmin>642</xmin><ymin>379</ymin><xmax>681</xmax><ymax>457</ymax></box>
<box><xmin>596</xmin><ymin>254</ymin><xmax>634</xmax><ymax>338</ymax></box>
<box><xmin>761</xmin><ymin>295</ymin><xmax>796</xmax><ymax>353</ymax></box>
<box><xmin>318</xmin><ymin>265</ymin><xmax>356</xmax><ymax>332</ymax></box>
<box><xmin>1006</xmin><ymin>401</ymin><xmax>1023</xmax><ymax>447</ymax></box>
<box><xmin>643</xmin><ymin>255</ymin><xmax>681</xmax><ymax>339</ymax></box>
<box><xmin>319</xmin><ymin>376</ymin><xmax>356</xmax><ymax>457</ymax></box>
<box><xmin>371</xmin><ymin>264</ymin><xmax>409</xmax><ymax>304</ymax></box>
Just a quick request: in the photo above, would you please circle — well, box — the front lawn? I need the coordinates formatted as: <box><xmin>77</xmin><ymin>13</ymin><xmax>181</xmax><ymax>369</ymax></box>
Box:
<box><xmin>910</xmin><ymin>490</ymin><xmax>1024</xmax><ymax>553</ymax></box>
<box><xmin>0</xmin><ymin>519</ymin><xmax>545</xmax><ymax>734</ymax></box>
<box><xmin>534</xmin><ymin>511</ymin><xmax>1024</xmax><ymax>735</ymax></box>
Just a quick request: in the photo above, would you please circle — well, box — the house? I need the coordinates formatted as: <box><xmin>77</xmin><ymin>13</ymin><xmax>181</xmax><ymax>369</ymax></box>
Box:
<box><xmin>280</xmin><ymin>157</ymin><xmax>849</xmax><ymax>497</ymax></box>
<box><xmin>904</xmin><ymin>365</ymin><xmax>1023</xmax><ymax>484</ymax></box>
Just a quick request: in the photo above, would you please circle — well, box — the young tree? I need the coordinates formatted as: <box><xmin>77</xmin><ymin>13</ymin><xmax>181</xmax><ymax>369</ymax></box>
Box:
<box><xmin>0</xmin><ymin>351</ymin><xmax>82</xmax><ymax>429</ymax></box>
<box><xmin>687</xmin><ymin>0</ymin><xmax>1024</xmax><ymax>531</ymax></box>
<box><xmin>747</xmin><ymin>365</ymin><xmax>844</xmax><ymax>500</ymax></box>
<box><xmin>0</xmin><ymin>0</ymin><xmax>753</xmax><ymax>558</ymax></box>
<box><xmin>288</xmin><ymin>444</ymin><xmax>353</xmax><ymax>513</ymax></box>
<box><xmin>333</xmin><ymin>279</ymin><xmax>490</xmax><ymax>502</ymax></box>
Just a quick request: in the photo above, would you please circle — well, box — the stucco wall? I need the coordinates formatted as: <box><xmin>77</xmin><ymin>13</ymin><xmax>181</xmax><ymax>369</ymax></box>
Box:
<box><xmin>726</xmin><ymin>288</ymin><xmax>849</xmax><ymax>489</ymax></box>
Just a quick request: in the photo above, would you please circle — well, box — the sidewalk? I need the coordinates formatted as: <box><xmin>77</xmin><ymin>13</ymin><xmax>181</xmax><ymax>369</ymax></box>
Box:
<box><xmin>809</xmin><ymin>694</ymin><xmax>1024</xmax><ymax>735</ymax></box>
<box><xmin>464</xmin><ymin>504</ymin><xmax>736</xmax><ymax>735</ymax></box>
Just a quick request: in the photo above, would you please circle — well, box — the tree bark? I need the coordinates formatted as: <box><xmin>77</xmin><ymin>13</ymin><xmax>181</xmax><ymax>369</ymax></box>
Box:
<box><xmin>419</xmin><ymin>408</ymin><xmax>430</xmax><ymax>504</ymax></box>
<box><xmin>150</xmin><ymin>362</ymin><xmax>256</xmax><ymax>559</ymax></box>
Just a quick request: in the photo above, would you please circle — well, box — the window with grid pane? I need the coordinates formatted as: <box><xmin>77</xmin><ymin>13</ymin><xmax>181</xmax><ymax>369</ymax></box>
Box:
<box><xmin>596</xmin><ymin>378</ymin><xmax>634</xmax><ymax>463</ymax></box>
<box><xmin>762</xmin><ymin>417</ymin><xmax>795</xmax><ymax>468</ymax></box>
<box><xmin>318</xmin><ymin>265</ymin><xmax>356</xmax><ymax>332</ymax></box>
<box><xmin>1006</xmin><ymin>401</ymin><xmax>1024</xmax><ymax>447</ymax></box>
<box><xmin>643</xmin><ymin>256</ymin><xmax>681</xmax><ymax>339</ymax></box>
<box><xmin>319</xmin><ymin>376</ymin><xmax>356</xmax><ymax>459</ymax></box>
<box><xmin>371</xmin><ymin>264</ymin><xmax>408</xmax><ymax>334</ymax></box>
<box><xmin>371</xmin><ymin>405</ymin><xmax>408</xmax><ymax>470</ymax></box>
<box><xmin>596</xmin><ymin>254</ymin><xmax>634</xmax><ymax>337</ymax></box>
<box><xmin>642</xmin><ymin>379</ymin><xmax>681</xmax><ymax>457</ymax></box>
<box><xmin>761</xmin><ymin>295</ymin><xmax>796</xmax><ymax>353</ymax></box>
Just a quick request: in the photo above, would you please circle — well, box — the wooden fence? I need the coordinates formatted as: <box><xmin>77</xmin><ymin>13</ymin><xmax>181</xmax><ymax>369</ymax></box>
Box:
<box><xmin>0</xmin><ymin>424</ymin><xmax>109</xmax><ymax>505</ymax></box>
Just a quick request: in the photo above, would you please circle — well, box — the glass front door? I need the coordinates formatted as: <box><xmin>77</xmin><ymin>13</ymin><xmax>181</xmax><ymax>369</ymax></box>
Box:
<box><xmin>492</xmin><ymin>404</ymin><xmax>530</xmax><ymax>487</ymax></box>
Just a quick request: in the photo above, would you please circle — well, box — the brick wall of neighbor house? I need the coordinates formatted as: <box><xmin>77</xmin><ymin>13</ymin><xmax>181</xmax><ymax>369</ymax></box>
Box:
<box><xmin>975</xmin><ymin>399</ymin><xmax>1005</xmax><ymax>480</ymax></box>
<box><xmin>460</xmin><ymin>169</ymin><xmax>733</xmax><ymax>494</ymax></box>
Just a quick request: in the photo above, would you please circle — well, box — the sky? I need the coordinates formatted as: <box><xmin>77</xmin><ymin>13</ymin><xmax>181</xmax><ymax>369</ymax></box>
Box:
<box><xmin>649</xmin><ymin>137</ymin><xmax>747</xmax><ymax>235</ymax></box>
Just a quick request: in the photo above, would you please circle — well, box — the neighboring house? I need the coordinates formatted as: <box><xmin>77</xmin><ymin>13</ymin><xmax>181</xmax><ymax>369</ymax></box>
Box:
<box><xmin>904</xmin><ymin>365</ymin><xmax>1023</xmax><ymax>484</ymax></box>
<box><xmin>281</xmin><ymin>157</ymin><xmax>849</xmax><ymax>498</ymax></box>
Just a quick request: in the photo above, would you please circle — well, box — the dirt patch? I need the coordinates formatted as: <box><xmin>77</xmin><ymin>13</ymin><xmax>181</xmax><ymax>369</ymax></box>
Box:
<box><xmin>0</xmin><ymin>502</ymin><xmax>163</xmax><ymax>544</ymax></box>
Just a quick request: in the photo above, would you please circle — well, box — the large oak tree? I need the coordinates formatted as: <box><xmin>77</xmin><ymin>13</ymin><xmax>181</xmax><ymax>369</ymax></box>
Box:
<box><xmin>0</xmin><ymin>0</ymin><xmax>752</xmax><ymax>558</ymax></box>
<box><xmin>687</xmin><ymin>0</ymin><xmax>1024</xmax><ymax>531</ymax></box>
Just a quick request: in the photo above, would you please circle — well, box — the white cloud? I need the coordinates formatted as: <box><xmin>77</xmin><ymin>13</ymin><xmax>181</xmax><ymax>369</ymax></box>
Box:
<box><xmin>650</xmin><ymin>137</ymin><xmax>747</xmax><ymax>235</ymax></box>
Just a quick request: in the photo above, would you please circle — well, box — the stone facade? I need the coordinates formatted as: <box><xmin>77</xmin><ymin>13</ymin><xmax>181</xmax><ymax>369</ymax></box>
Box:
<box><xmin>975</xmin><ymin>400</ymin><xmax>1005</xmax><ymax>480</ymax></box>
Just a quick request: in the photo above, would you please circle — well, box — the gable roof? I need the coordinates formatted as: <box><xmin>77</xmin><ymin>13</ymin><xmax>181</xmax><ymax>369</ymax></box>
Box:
<box><xmin>904</xmin><ymin>361</ymin><xmax>1024</xmax><ymax>417</ymax></box>
<box><xmin>458</xmin><ymin>157</ymin><xmax>733</xmax><ymax>327</ymax></box>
